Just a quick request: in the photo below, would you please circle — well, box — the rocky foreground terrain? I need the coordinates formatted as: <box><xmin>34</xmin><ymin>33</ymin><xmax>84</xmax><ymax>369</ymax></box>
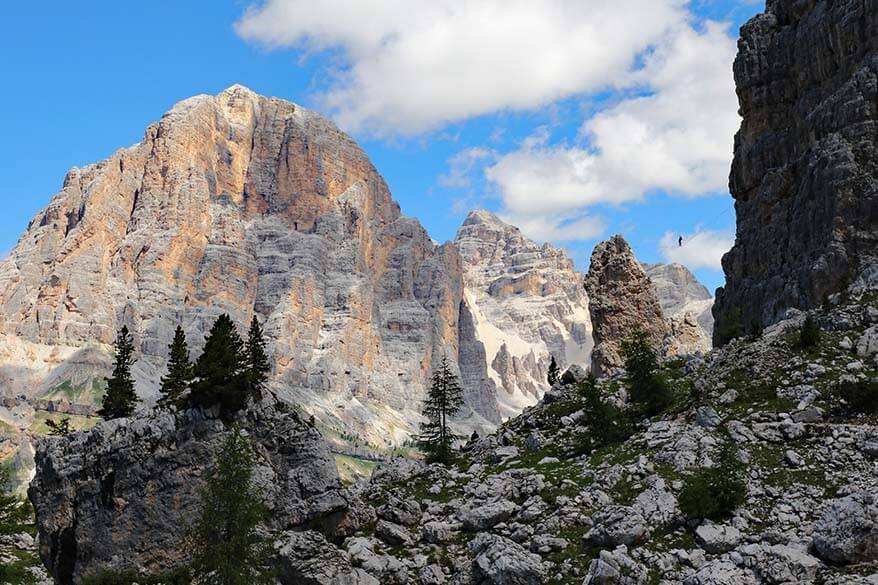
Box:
<box><xmin>3</xmin><ymin>287</ymin><xmax>876</xmax><ymax>584</ymax></box>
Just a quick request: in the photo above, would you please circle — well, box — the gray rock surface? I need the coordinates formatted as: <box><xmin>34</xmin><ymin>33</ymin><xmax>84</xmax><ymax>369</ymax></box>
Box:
<box><xmin>644</xmin><ymin>262</ymin><xmax>714</xmax><ymax>351</ymax></box>
<box><xmin>28</xmin><ymin>399</ymin><xmax>364</xmax><ymax>583</ymax></box>
<box><xmin>813</xmin><ymin>492</ymin><xmax>878</xmax><ymax>564</ymax></box>
<box><xmin>714</xmin><ymin>0</ymin><xmax>878</xmax><ymax>336</ymax></box>
<box><xmin>469</xmin><ymin>533</ymin><xmax>544</xmax><ymax>585</ymax></box>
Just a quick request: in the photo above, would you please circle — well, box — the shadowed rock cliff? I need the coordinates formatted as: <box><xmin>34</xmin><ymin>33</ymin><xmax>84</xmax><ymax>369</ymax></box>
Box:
<box><xmin>715</xmin><ymin>0</ymin><xmax>878</xmax><ymax>340</ymax></box>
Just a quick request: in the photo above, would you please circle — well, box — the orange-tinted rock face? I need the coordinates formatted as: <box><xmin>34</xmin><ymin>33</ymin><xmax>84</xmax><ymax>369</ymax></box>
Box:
<box><xmin>0</xmin><ymin>86</ymin><xmax>497</xmax><ymax>444</ymax></box>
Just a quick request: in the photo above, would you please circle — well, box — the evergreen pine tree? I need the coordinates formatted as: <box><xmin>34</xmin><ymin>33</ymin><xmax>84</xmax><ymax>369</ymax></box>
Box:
<box><xmin>189</xmin><ymin>426</ymin><xmax>272</xmax><ymax>585</ymax></box>
<box><xmin>98</xmin><ymin>325</ymin><xmax>139</xmax><ymax>419</ymax></box>
<box><xmin>188</xmin><ymin>314</ymin><xmax>250</xmax><ymax>416</ymax></box>
<box><xmin>799</xmin><ymin>315</ymin><xmax>821</xmax><ymax>349</ymax></box>
<box><xmin>621</xmin><ymin>328</ymin><xmax>673</xmax><ymax>416</ymax></box>
<box><xmin>547</xmin><ymin>355</ymin><xmax>560</xmax><ymax>386</ymax></box>
<box><xmin>0</xmin><ymin>466</ymin><xmax>31</xmax><ymax>536</ymax></box>
<box><xmin>245</xmin><ymin>316</ymin><xmax>270</xmax><ymax>393</ymax></box>
<box><xmin>578</xmin><ymin>373</ymin><xmax>632</xmax><ymax>449</ymax></box>
<box><xmin>45</xmin><ymin>417</ymin><xmax>72</xmax><ymax>436</ymax></box>
<box><xmin>159</xmin><ymin>326</ymin><xmax>194</xmax><ymax>408</ymax></box>
<box><xmin>418</xmin><ymin>356</ymin><xmax>464</xmax><ymax>465</ymax></box>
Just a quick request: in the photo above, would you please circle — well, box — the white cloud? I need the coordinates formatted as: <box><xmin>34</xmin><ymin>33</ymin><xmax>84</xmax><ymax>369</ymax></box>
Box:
<box><xmin>485</xmin><ymin>21</ymin><xmax>739</xmax><ymax>217</ymax></box>
<box><xmin>659</xmin><ymin>228</ymin><xmax>733</xmax><ymax>270</ymax></box>
<box><xmin>236</xmin><ymin>0</ymin><xmax>690</xmax><ymax>135</ymax></box>
<box><xmin>500</xmin><ymin>213</ymin><xmax>605</xmax><ymax>243</ymax></box>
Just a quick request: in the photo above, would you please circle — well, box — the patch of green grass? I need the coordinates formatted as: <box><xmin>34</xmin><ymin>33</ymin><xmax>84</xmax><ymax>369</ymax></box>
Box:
<box><xmin>610</xmin><ymin>476</ymin><xmax>642</xmax><ymax>506</ymax></box>
<box><xmin>44</xmin><ymin>378</ymin><xmax>106</xmax><ymax>405</ymax></box>
<box><xmin>543</xmin><ymin>524</ymin><xmax>600</xmax><ymax>585</ymax></box>
<box><xmin>588</xmin><ymin>440</ymin><xmax>640</xmax><ymax>468</ymax></box>
<box><xmin>0</xmin><ymin>549</ymin><xmax>41</xmax><ymax>585</ymax></box>
<box><xmin>334</xmin><ymin>454</ymin><xmax>380</xmax><ymax>485</ymax></box>
<box><xmin>30</xmin><ymin>411</ymin><xmax>99</xmax><ymax>435</ymax></box>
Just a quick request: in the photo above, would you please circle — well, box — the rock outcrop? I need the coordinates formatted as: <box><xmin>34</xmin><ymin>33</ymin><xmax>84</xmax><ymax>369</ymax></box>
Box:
<box><xmin>28</xmin><ymin>398</ymin><xmax>370</xmax><ymax>584</ymax></box>
<box><xmin>715</xmin><ymin>0</ymin><xmax>878</xmax><ymax>338</ymax></box>
<box><xmin>585</xmin><ymin>235</ymin><xmax>667</xmax><ymax>377</ymax></box>
<box><xmin>0</xmin><ymin>85</ymin><xmax>499</xmax><ymax>445</ymax></box>
<box><xmin>454</xmin><ymin>211</ymin><xmax>592</xmax><ymax>417</ymax></box>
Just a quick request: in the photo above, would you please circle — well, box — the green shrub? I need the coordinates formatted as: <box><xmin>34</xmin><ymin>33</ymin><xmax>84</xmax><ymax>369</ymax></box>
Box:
<box><xmin>839</xmin><ymin>379</ymin><xmax>878</xmax><ymax>414</ymax></box>
<box><xmin>678</xmin><ymin>439</ymin><xmax>745</xmax><ymax>521</ymax></box>
<box><xmin>621</xmin><ymin>330</ymin><xmax>673</xmax><ymax>416</ymax></box>
<box><xmin>798</xmin><ymin>315</ymin><xmax>821</xmax><ymax>349</ymax></box>
<box><xmin>715</xmin><ymin>306</ymin><xmax>742</xmax><ymax>347</ymax></box>
<box><xmin>578</xmin><ymin>374</ymin><xmax>633</xmax><ymax>449</ymax></box>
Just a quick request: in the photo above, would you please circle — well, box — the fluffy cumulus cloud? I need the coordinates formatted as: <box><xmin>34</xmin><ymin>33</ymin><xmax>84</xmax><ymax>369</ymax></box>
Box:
<box><xmin>485</xmin><ymin>21</ymin><xmax>739</xmax><ymax>216</ymax></box>
<box><xmin>236</xmin><ymin>0</ymin><xmax>690</xmax><ymax>134</ymax></box>
<box><xmin>659</xmin><ymin>228</ymin><xmax>734</xmax><ymax>270</ymax></box>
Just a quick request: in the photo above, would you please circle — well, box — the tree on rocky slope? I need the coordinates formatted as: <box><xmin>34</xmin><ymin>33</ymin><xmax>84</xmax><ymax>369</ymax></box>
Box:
<box><xmin>678</xmin><ymin>435</ymin><xmax>745</xmax><ymax>521</ymax></box>
<box><xmin>0</xmin><ymin>466</ymin><xmax>30</xmax><ymax>536</ymax></box>
<box><xmin>45</xmin><ymin>417</ymin><xmax>72</xmax><ymax>436</ymax></box>
<box><xmin>98</xmin><ymin>325</ymin><xmax>139</xmax><ymax>419</ymax></box>
<box><xmin>245</xmin><ymin>316</ymin><xmax>270</xmax><ymax>394</ymax></box>
<box><xmin>578</xmin><ymin>373</ymin><xmax>632</xmax><ymax>449</ymax></box>
<box><xmin>188</xmin><ymin>315</ymin><xmax>252</xmax><ymax>417</ymax></box>
<box><xmin>189</xmin><ymin>426</ymin><xmax>272</xmax><ymax>584</ymax></box>
<box><xmin>418</xmin><ymin>355</ymin><xmax>464</xmax><ymax>464</ymax></box>
<box><xmin>621</xmin><ymin>328</ymin><xmax>672</xmax><ymax>416</ymax></box>
<box><xmin>159</xmin><ymin>326</ymin><xmax>193</xmax><ymax>408</ymax></box>
<box><xmin>798</xmin><ymin>315</ymin><xmax>821</xmax><ymax>349</ymax></box>
<box><xmin>547</xmin><ymin>355</ymin><xmax>560</xmax><ymax>386</ymax></box>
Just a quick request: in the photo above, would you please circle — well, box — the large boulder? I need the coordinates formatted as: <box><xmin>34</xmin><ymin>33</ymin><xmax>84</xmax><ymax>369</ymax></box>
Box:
<box><xmin>813</xmin><ymin>492</ymin><xmax>878</xmax><ymax>564</ymax></box>
<box><xmin>469</xmin><ymin>533</ymin><xmax>544</xmax><ymax>585</ymax></box>
<box><xmin>28</xmin><ymin>399</ymin><xmax>361</xmax><ymax>584</ymax></box>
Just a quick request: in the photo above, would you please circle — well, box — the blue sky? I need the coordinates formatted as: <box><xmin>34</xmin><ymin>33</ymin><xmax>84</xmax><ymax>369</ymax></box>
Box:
<box><xmin>0</xmin><ymin>1</ymin><xmax>763</xmax><ymax>292</ymax></box>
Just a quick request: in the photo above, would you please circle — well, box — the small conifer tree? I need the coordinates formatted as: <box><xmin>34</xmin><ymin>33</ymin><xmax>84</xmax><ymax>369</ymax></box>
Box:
<box><xmin>159</xmin><ymin>326</ymin><xmax>193</xmax><ymax>408</ymax></box>
<box><xmin>621</xmin><ymin>328</ymin><xmax>673</xmax><ymax>416</ymax></box>
<box><xmin>798</xmin><ymin>315</ymin><xmax>821</xmax><ymax>349</ymax></box>
<box><xmin>98</xmin><ymin>325</ymin><xmax>139</xmax><ymax>419</ymax></box>
<box><xmin>418</xmin><ymin>356</ymin><xmax>464</xmax><ymax>465</ymax></box>
<box><xmin>189</xmin><ymin>426</ymin><xmax>272</xmax><ymax>584</ymax></box>
<box><xmin>679</xmin><ymin>435</ymin><xmax>746</xmax><ymax>521</ymax></box>
<box><xmin>45</xmin><ymin>417</ymin><xmax>72</xmax><ymax>436</ymax></box>
<box><xmin>0</xmin><ymin>466</ymin><xmax>30</xmax><ymax>536</ymax></box>
<box><xmin>578</xmin><ymin>373</ymin><xmax>632</xmax><ymax>449</ymax></box>
<box><xmin>245</xmin><ymin>316</ymin><xmax>271</xmax><ymax>393</ymax></box>
<box><xmin>188</xmin><ymin>314</ymin><xmax>251</xmax><ymax>416</ymax></box>
<box><xmin>547</xmin><ymin>355</ymin><xmax>560</xmax><ymax>386</ymax></box>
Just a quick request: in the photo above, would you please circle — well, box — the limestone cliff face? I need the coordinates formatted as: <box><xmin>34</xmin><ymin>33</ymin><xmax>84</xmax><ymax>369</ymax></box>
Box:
<box><xmin>644</xmin><ymin>263</ymin><xmax>714</xmax><ymax>353</ymax></box>
<box><xmin>715</xmin><ymin>0</ymin><xmax>878</xmax><ymax>338</ymax></box>
<box><xmin>0</xmin><ymin>85</ymin><xmax>496</xmax><ymax>444</ymax></box>
<box><xmin>455</xmin><ymin>211</ymin><xmax>593</xmax><ymax>415</ymax></box>
<box><xmin>585</xmin><ymin>236</ymin><xmax>667</xmax><ymax>377</ymax></box>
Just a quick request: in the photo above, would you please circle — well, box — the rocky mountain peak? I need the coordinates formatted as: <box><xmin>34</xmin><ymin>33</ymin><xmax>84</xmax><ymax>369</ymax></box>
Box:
<box><xmin>644</xmin><ymin>262</ymin><xmax>715</xmax><ymax>351</ymax></box>
<box><xmin>0</xmin><ymin>86</ymin><xmax>495</xmax><ymax>447</ymax></box>
<box><xmin>454</xmin><ymin>211</ymin><xmax>591</xmax><ymax>417</ymax></box>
